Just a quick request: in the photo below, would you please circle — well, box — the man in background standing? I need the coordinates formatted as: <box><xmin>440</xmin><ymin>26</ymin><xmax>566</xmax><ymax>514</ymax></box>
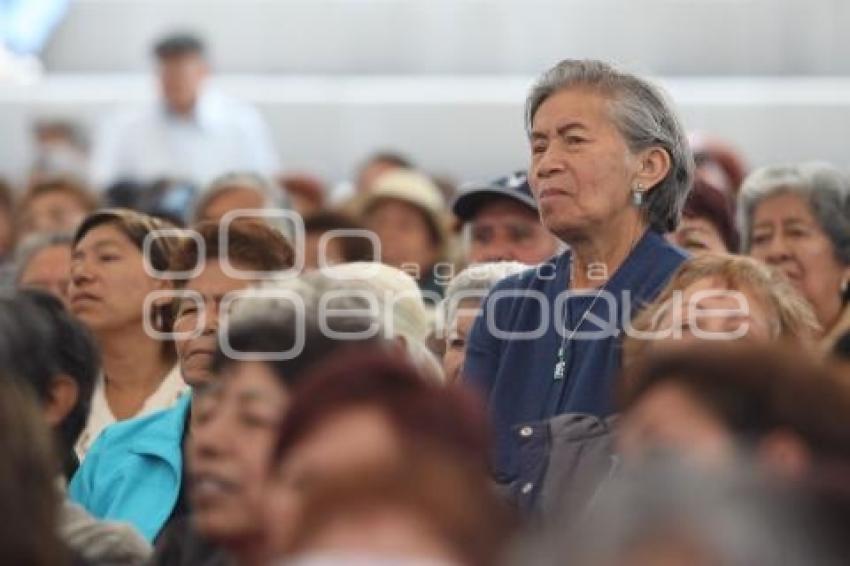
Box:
<box><xmin>90</xmin><ymin>32</ymin><xmax>280</xmax><ymax>191</ymax></box>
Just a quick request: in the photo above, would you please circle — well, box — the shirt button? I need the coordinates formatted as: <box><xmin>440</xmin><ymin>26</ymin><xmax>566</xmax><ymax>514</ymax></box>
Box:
<box><xmin>519</xmin><ymin>426</ymin><xmax>533</xmax><ymax>438</ymax></box>
<box><xmin>521</xmin><ymin>482</ymin><xmax>534</xmax><ymax>494</ymax></box>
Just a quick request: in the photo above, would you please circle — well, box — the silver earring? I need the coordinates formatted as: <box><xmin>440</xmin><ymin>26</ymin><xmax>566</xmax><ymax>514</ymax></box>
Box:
<box><xmin>631</xmin><ymin>184</ymin><xmax>645</xmax><ymax>207</ymax></box>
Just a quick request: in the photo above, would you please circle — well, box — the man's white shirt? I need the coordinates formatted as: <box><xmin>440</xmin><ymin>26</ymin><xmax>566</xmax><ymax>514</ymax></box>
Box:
<box><xmin>90</xmin><ymin>89</ymin><xmax>280</xmax><ymax>190</ymax></box>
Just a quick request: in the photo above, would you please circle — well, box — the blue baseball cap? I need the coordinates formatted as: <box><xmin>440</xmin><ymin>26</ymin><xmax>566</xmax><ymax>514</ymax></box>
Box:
<box><xmin>451</xmin><ymin>170</ymin><xmax>538</xmax><ymax>222</ymax></box>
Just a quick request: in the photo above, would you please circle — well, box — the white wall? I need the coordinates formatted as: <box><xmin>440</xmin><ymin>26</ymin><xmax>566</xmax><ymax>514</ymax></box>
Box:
<box><xmin>41</xmin><ymin>0</ymin><xmax>850</xmax><ymax>75</ymax></box>
<box><xmin>4</xmin><ymin>74</ymin><xmax>850</xmax><ymax>187</ymax></box>
<box><xmin>3</xmin><ymin>0</ymin><xmax>849</xmax><ymax>187</ymax></box>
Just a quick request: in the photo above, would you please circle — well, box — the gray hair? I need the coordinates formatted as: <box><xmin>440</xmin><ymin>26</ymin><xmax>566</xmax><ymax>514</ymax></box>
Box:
<box><xmin>14</xmin><ymin>232</ymin><xmax>74</xmax><ymax>284</ymax></box>
<box><xmin>440</xmin><ymin>262</ymin><xmax>529</xmax><ymax>333</ymax></box>
<box><xmin>525</xmin><ymin>59</ymin><xmax>694</xmax><ymax>232</ymax></box>
<box><xmin>193</xmin><ymin>171</ymin><xmax>289</xmax><ymax>224</ymax></box>
<box><xmin>737</xmin><ymin>162</ymin><xmax>850</xmax><ymax>263</ymax></box>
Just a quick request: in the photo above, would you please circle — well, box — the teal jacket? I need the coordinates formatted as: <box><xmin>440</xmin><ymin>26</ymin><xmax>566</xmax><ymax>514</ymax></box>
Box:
<box><xmin>69</xmin><ymin>393</ymin><xmax>190</xmax><ymax>542</ymax></box>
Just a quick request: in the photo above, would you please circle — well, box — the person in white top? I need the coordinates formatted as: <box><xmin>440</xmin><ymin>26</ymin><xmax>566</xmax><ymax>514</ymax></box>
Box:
<box><xmin>89</xmin><ymin>32</ymin><xmax>280</xmax><ymax>191</ymax></box>
<box><xmin>69</xmin><ymin>209</ymin><xmax>187</xmax><ymax>458</ymax></box>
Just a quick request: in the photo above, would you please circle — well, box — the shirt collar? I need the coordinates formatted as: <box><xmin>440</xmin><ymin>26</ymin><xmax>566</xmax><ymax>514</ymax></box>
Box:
<box><xmin>161</xmin><ymin>89</ymin><xmax>216</xmax><ymax>129</ymax></box>
<box><xmin>562</xmin><ymin>229</ymin><xmax>682</xmax><ymax>298</ymax></box>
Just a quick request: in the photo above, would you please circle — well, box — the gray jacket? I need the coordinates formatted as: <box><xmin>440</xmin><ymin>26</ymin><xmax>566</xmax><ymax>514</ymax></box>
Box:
<box><xmin>512</xmin><ymin>413</ymin><xmax>618</xmax><ymax>521</ymax></box>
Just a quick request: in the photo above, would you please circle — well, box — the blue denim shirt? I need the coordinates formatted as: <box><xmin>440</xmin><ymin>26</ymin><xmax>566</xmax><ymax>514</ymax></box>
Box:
<box><xmin>69</xmin><ymin>393</ymin><xmax>190</xmax><ymax>542</ymax></box>
<box><xmin>464</xmin><ymin>230</ymin><xmax>687</xmax><ymax>483</ymax></box>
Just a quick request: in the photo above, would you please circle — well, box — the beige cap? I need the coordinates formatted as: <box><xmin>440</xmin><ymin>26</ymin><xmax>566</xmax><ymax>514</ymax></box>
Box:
<box><xmin>361</xmin><ymin>169</ymin><xmax>448</xmax><ymax>247</ymax></box>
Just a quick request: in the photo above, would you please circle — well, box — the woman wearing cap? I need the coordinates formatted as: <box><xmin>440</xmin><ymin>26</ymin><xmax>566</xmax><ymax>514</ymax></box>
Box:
<box><xmin>739</xmin><ymin>162</ymin><xmax>850</xmax><ymax>351</ymax></box>
<box><xmin>69</xmin><ymin>209</ymin><xmax>185</xmax><ymax>458</ymax></box>
<box><xmin>463</xmin><ymin>59</ymin><xmax>692</xmax><ymax>486</ymax></box>
<box><xmin>360</xmin><ymin>169</ymin><xmax>449</xmax><ymax>301</ymax></box>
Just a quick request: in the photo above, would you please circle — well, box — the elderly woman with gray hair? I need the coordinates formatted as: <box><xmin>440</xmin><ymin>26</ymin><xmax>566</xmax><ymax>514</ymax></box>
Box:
<box><xmin>463</xmin><ymin>59</ymin><xmax>692</xmax><ymax>486</ymax></box>
<box><xmin>739</xmin><ymin>162</ymin><xmax>850</xmax><ymax>351</ymax></box>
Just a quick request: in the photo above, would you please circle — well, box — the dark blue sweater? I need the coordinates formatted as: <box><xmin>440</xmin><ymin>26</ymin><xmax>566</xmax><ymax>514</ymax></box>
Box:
<box><xmin>464</xmin><ymin>230</ymin><xmax>687</xmax><ymax>483</ymax></box>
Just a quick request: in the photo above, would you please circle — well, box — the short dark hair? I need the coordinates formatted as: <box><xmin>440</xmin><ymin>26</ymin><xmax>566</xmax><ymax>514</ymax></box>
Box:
<box><xmin>170</xmin><ymin>219</ymin><xmax>294</xmax><ymax>281</ymax></box>
<box><xmin>153</xmin><ymin>32</ymin><xmax>205</xmax><ymax>59</ymax></box>
<box><xmin>0</xmin><ymin>291</ymin><xmax>99</xmax><ymax>476</ymax></box>
<box><xmin>23</xmin><ymin>291</ymin><xmax>99</xmax><ymax>442</ymax></box>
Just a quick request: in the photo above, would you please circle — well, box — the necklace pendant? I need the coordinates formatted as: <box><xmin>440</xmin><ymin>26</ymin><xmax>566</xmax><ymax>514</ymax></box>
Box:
<box><xmin>554</xmin><ymin>360</ymin><xmax>566</xmax><ymax>380</ymax></box>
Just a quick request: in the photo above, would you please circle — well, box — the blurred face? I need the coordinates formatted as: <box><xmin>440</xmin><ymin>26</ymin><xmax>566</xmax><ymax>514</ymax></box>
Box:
<box><xmin>18</xmin><ymin>244</ymin><xmax>72</xmax><ymax>306</ymax></box>
<box><xmin>158</xmin><ymin>53</ymin><xmax>208</xmax><ymax>115</ymax></box>
<box><xmin>188</xmin><ymin>361</ymin><xmax>288</xmax><ymax>545</ymax></box>
<box><xmin>529</xmin><ymin>88</ymin><xmax>641</xmax><ymax>241</ymax></box>
<box><xmin>618</xmin><ymin>381</ymin><xmax>734</xmax><ymax>467</ymax></box>
<box><xmin>69</xmin><ymin>224</ymin><xmax>171</xmax><ymax>333</ymax></box>
<box><xmin>173</xmin><ymin>260</ymin><xmax>251</xmax><ymax>387</ymax></box>
<box><xmin>19</xmin><ymin>191</ymin><xmax>90</xmax><ymax>238</ymax></box>
<box><xmin>668</xmin><ymin>216</ymin><xmax>728</xmax><ymax>255</ymax></box>
<box><xmin>365</xmin><ymin>199</ymin><xmax>438</xmax><ymax>275</ymax></box>
<box><xmin>200</xmin><ymin>188</ymin><xmax>266</xmax><ymax>223</ymax></box>
<box><xmin>651</xmin><ymin>276</ymin><xmax>776</xmax><ymax>346</ymax></box>
<box><xmin>467</xmin><ymin>199</ymin><xmax>558</xmax><ymax>264</ymax></box>
<box><xmin>748</xmin><ymin>192</ymin><xmax>848</xmax><ymax>331</ymax></box>
<box><xmin>264</xmin><ymin>406</ymin><xmax>400</xmax><ymax>556</ymax></box>
<box><xmin>443</xmin><ymin>299</ymin><xmax>481</xmax><ymax>384</ymax></box>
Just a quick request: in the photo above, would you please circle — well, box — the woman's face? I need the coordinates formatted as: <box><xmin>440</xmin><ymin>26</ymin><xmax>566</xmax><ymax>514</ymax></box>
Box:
<box><xmin>69</xmin><ymin>224</ymin><xmax>170</xmax><ymax>333</ymax></box>
<box><xmin>263</xmin><ymin>406</ymin><xmax>400</xmax><ymax>557</ymax></box>
<box><xmin>365</xmin><ymin>199</ymin><xmax>438</xmax><ymax>274</ymax></box>
<box><xmin>652</xmin><ymin>276</ymin><xmax>776</xmax><ymax>346</ymax></box>
<box><xmin>528</xmin><ymin>87</ymin><xmax>642</xmax><ymax>241</ymax></box>
<box><xmin>443</xmin><ymin>299</ymin><xmax>481</xmax><ymax>384</ymax></box>
<box><xmin>748</xmin><ymin>192</ymin><xmax>848</xmax><ymax>331</ymax></box>
<box><xmin>173</xmin><ymin>260</ymin><xmax>252</xmax><ymax>388</ymax></box>
<box><xmin>619</xmin><ymin>381</ymin><xmax>734</xmax><ymax>467</ymax></box>
<box><xmin>668</xmin><ymin>216</ymin><xmax>728</xmax><ymax>255</ymax></box>
<box><xmin>188</xmin><ymin>361</ymin><xmax>288</xmax><ymax>545</ymax></box>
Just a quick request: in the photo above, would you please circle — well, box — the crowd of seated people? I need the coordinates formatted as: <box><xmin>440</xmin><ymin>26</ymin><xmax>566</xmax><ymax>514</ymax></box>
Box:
<box><xmin>2</xmin><ymin>44</ymin><xmax>850</xmax><ymax>566</ymax></box>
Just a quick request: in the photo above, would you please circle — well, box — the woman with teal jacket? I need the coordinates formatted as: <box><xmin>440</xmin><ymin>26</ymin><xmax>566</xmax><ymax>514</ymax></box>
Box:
<box><xmin>69</xmin><ymin>218</ymin><xmax>293</xmax><ymax>541</ymax></box>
